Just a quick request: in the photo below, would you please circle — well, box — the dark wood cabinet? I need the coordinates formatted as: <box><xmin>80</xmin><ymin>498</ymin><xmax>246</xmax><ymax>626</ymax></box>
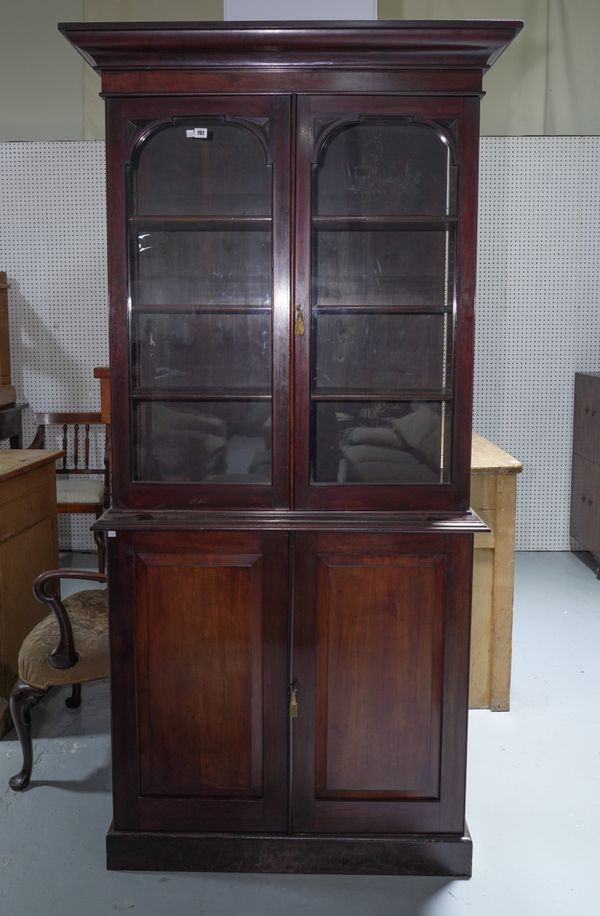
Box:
<box><xmin>571</xmin><ymin>372</ymin><xmax>600</xmax><ymax>567</ymax></box>
<box><xmin>61</xmin><ymin>19</ymin><xmax>521</xmax><ymax>876</ymax></box>
<box><xmin>292</xmin><ymin>531</ymin><xmax>472</xmax><ymax>836</ymax></box>
<box><xmin>108</xmin><ymin>530</ymin><xmax>289</xmax><ymax>833</ymax></box>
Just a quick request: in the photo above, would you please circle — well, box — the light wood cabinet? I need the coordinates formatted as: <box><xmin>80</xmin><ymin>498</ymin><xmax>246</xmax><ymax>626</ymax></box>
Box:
<box><xmin>0</xmin><ymin>450</ymin><xmax>62</xmax><ymax>734</ymax></box>
<box><xmin>469</xmin><ymin>433</ymin><xmax>522</xmax><ymax>711</ymax></box>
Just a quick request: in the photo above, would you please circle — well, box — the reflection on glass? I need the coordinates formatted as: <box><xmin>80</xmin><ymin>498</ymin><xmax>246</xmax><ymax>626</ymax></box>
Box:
<box><xmin>133</xmin><ymin>313</ymin><xmax>271</xmax><ymax>391</ymax></box>
<box><xmin>134</xmin><ymin>120</ymin><xmax>271</xmax><ymax>217</ymax></box>
<box><xmin>316</xmin><ymin>121</ymin><xmax>452</xmax><ymax>217</ymax></box>
<box><xmin>129</xmin><ymin>116</ymin><xmax>274</xmax><ymax>486</ymax></box>
<box><xmin>314</xmin><ymin>229</ymin><xmax>453</xmax><ymax>307</ymax></box>
<box><xmin>133</xmin><ymin>402</ymin><xmax>272</xmax><ymax>484</ymax></box>
<box><xmin>312</xmin><ymin>401</ymin><xmax>449</xmax><ymax>485</ymax></box>
<box><xmin>310</xmin><ymin>116</ymin><xmax>455</xmax><ymax>487</ymax></box>
<box><xmin>133</xmin><ymin>229</ymin><xmax>271</xmax><ymax>307</ymax></box>
<box><xmin>315</xmin><ymin>314</ymin><xmax>448</xmax><ymax>392</ymax></box>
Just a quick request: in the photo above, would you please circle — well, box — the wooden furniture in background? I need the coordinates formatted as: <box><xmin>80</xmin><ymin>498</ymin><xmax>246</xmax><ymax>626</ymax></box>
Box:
<box><xmin>30</xmin><ymin>412</ymin><xmax>109</xmax><ymax>571</ymax></box>
<box><xmin>0</xmin><ymin>450</ymin><xmax>62</xmax><ymax>736</ymax></box>
<box><xmin>469</xmin><ymin>433</ymin><xmax>523</xmax><ymax>711</ymax></box>
<box><xmin>0</xmin><ymin>272</ymin><xmax>16</xmax><ymax>408</ymax></box>
<box><xmin>570</xmin><ymin>372</ymin><xmax>600</xmax><ymax>573</ymax></box>
<box><xmin>0</xmin><ymin>402</ymin><xmax>28</xmax><ymax>448</ymax></box>
<box><xmin>94</xmin><ymin>367</ymin><xmax>110</xmax><ymax>424</ymax></box>
<box><xmin>8</xmin><ymin>567</ymin><xmax>107</xmax><ymax>790</ymax></box>
<box><xmin>0</xmin><ymin>271</ymin><xmax>26</xmax><ymax>448</ymax></box>
<box><xmin>63</xmin><ymin>19</ymin><xmax>521</xmax><ymax>877</ymax></box>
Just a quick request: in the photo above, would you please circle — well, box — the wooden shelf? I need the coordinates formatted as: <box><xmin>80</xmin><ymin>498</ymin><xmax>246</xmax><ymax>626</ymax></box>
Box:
<box><xmin>313</xmin><ymin>215</ymin><xmax>456</xmax><ymax>230</ymax></box>
<box><xmin>313</xmin><ymin>305</ymin><xmax>451</xmax><ymax>315</ymax></box>
<box><xmin>132</xmin><ymin>305</ymin><xmax>448</xmax><ymax>316</ymax></box>
<box><xmin>132</xmin><ymin>305</ymin><xmax>271</xmax><ymax>314</ymax></box>
<box><xmin>311</xmin><ymin>389</ymin><xmax>452</xmax><ymax>402</ymax></box>
<box><xmin>132</xmin><ymin>388</ymin><xmax>272</xmax><ymax>402</ymax></box>
<box><xmin>129</xmin><ymin>215</ymin><xmax>271</xmax><ymax>230</ymax></box>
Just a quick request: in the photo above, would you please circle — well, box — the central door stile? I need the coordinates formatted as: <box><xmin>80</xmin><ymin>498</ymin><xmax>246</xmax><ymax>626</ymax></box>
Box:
<box><xmin>292</xmin><ymin>96</ymin><xmax>314</xmax><ymax>511</ymax></box>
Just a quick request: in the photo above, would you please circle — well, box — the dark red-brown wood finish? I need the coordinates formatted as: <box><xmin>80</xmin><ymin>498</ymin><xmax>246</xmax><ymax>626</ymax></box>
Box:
<box><xmin>61</xmin><ymin>20</ymin><xmax>521</xmax><ymax>875</ymax></box>
<box><xmin>104</xmin><ymin>94</ymin><xmax>291</xmax><ymax>510</ymax></box>
<box><xmin>59</xmin><ymin>19</ymin><xmax>522</xmax><ymax>74</ymax></box>
<box><xmin>108</xmin><ymin>530</ymin><xmax>289</xmax><ymax>833</ymax></box>
<box><xmin>292</xmin><ymin>531</ymin><xmax>472</xmax><ymax>835</ymax></box>
<box><xmin>292</xmin><ymin>93</ymin><xmax>478</xmax><ymax>510</ymax></box>
<box><xmin>61</xmin><ymin>18</ymin><xmax>522</xmax><ymax>515</ymax></box>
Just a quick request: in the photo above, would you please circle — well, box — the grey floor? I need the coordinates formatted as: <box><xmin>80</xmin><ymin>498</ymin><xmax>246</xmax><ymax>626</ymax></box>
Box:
<box><xmin>1</xmin><ymin>551</ymin><xmax>599</xmax><ymax>915</ymax></box>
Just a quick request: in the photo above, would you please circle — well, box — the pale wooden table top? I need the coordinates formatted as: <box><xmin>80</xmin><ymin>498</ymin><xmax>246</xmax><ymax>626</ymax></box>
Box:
<box><xmin>471</xmin><ymin>432</ymin><xmax>523</xmax><ymax>475</ymax></box>
<box><xmin>0</xmin><ymin>449</ymin><xmax>64</xmax><ymax>482</ymax></box>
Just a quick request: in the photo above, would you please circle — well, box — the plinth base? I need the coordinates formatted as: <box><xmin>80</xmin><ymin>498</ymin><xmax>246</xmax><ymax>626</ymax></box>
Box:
<box><xmin>106</xmin><ymin>824</ymin><xmax>472</xmax><ymax>877</ymax></box>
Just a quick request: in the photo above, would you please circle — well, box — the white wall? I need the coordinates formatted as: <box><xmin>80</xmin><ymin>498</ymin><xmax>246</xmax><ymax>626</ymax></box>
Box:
<box><xmin>0</xmin><ymin>0</ymin><xmax>223</xmax><ymax>141</ymax></box>
<box><xmin>379</xmin><ymin>0</ymin><xmax>600</xmax><ymax>136</ymax></box>
<box><xmin>474</xmin><ymin>138</ymin><xmax>600</xmax><ymax>550</ymax></box>
<box><xmin>225</xmin><ymin>0</ymin><xmax>376</xmax><ymax>18</ymax></box>
<box><xmin>0</xmin><ymin>1</ymin><xmax>85</xmax><ymax>141</ymax></box>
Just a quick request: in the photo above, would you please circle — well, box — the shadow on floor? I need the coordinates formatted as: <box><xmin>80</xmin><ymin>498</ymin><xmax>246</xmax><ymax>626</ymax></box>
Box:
<box><xmin>26</xmin><ymin>763</ymin><xmax>111</xmax><ymax>794</ymax></box>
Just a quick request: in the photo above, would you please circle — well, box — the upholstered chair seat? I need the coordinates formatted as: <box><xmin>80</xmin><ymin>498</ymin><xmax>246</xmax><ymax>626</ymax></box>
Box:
<box><xmin>55</xmin><ymin>477</ymin><xmax>105</xmax><ymax>506</ymax></box>
<box><xmin>18</xmin><ymin>589</ymin><xmax>108</xmax><ymax>690</ymax></box>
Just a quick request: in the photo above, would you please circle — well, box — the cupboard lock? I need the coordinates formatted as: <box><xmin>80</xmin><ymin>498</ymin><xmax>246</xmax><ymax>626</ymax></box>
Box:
<box><xmin>294</xmin><ymin>304</ymin><xmax>305</xmax><ymax>337</ymax></box>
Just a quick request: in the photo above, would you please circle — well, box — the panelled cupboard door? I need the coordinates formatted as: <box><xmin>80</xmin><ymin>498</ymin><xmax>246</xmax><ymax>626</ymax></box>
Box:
<box><xmin>108</xmin><ymin>530</ymin><xmax>289</xmax><ymax>833</ymax></box>
<box><xmin>293</xmin><ymin>94</ymin><xmax>478</xmax><ymax>512</ymax></box>
<box><xmin>291</xmin><ymin>531</ymin><xmax>473</xmax><ymax>834</ymax></box>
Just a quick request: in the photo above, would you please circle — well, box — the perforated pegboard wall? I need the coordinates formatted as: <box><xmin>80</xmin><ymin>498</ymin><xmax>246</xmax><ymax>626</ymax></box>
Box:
<box><xmin>1</xmin><ymin>138</ymin><xmax>599</xmax><ymax>550</ymax></box>
<box><xmin>474</xmin><ymin>137</ymin><xmax>600</xmax><ymax>550</ymax></box>
<box><xmin>0</xmin><ymin>141</ymin><xmax>108</xmax><ymax>551</ymax></box>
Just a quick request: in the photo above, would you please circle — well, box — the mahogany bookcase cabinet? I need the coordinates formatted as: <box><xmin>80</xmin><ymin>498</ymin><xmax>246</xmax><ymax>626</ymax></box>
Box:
<box><xmin>61</xmin><ymin>20</ymin><xmax>521</xmax><ymax>876</ymax></box>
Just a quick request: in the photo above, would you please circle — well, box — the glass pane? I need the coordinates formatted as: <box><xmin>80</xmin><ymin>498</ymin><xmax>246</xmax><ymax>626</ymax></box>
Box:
<box><xmin>134</xmin><ymin>119</ymin><xmax>270</xmax><ymax>216</ymax></box>
<box><xmin>313</xmin><ymin>228</ymin><xmax>453</xmax><ymax>307</ymax></box>
<box><xmin>314</xmin><ymin>314</ymin><xmax>448</xmax><ymax>392</ymax></box>
<box><xmin>316</xmin><ymin>121</ymin><xmax>452</xmax><ymax>217</ymax></box>
<box><xmin>133</xmin><ymin>312</ymin><xmax>271</xmax><ymax>391</ymax></box>
<box><xmin>133</xmin><ymin>401</ymin><xmax>272</xmax><ymax>484</ymax></box>
<box><xmin>312</xmin><ymin>401</ymin><xmax>449</xmax><ymax>485</ymax></box>
<box><xmin>132</xmin><ymin>228</ymin><xmax>271</xmax><ymax>307</ymax></box>
<box><xmin>129</xmin><ymin>116</ymin><xmax>273</xmax><ymax>486</ymax></box>
<box><xmin>310</xmin><ymin>116</ymin><xmax>455</xmax><ymax>488</ymax></box>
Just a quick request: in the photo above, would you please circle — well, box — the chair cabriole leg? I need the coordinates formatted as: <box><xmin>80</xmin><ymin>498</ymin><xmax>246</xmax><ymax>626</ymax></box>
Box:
<box><xmin>8</xmin><ymin>679</ymin><xmax>47</xmax><ymax>791</ymax></box>
<box><xmin>65</xmin><ymin>683</ymin><xmax>81</xmax><ymax>709</ymax></box>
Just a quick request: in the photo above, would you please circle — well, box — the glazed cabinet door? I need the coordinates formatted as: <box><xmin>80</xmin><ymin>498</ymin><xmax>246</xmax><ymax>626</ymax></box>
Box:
<box><xmin>108</xmin><ymin>530</ymin><xmax>289</xmax><ymax>833</ymax></box>
<box><xmin>291</xmin><ymin>531</ymin><xmax>473</xmax><ymax>834</ymax></box>
<box><xmin>293</xmin><ymin>95</ymin><xmax>478</xmax><ymax>511</ymax></box>
<box><xmin>105</xmin><ymin>95</ymin><xmax>291</xmax><ymax>510</ymax></box>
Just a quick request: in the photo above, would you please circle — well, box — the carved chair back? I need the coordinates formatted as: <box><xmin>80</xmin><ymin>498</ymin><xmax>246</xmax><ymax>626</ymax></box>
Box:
<box><xmin>30</xmin><ymin>412</ymin><xmax>110</xmax><ymax>572</ymax></box>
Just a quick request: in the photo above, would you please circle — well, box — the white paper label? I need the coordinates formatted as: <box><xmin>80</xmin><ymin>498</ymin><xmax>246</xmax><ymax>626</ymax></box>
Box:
<box><xmin>185</xmin><ymin>128</ymin><xmax>208</xmax><ymax>139</ymax></box>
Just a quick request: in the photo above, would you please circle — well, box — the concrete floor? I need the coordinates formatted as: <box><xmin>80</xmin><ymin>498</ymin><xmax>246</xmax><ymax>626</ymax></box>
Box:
<box><xmin>0</xmin><ymin>551</ymin><xmax>598</xmax><ymax>915</ymax></box>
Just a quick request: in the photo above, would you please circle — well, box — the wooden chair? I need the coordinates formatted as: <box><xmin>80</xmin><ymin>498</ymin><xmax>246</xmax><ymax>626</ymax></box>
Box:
<box><xmin>8</xmin><ymin>568</ymin><xmax>108</xmax><ymax>791</ymax></box>
<box><xmin>30</xmin><ymin>412</ymin><xmax>109</xmax><ymax>571</ymax></box>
